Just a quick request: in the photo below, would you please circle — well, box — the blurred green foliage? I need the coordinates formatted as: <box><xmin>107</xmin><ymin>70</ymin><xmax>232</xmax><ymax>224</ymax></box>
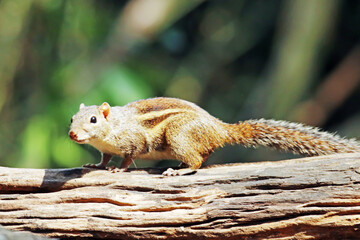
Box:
<box><xmin>1</xmin><ymin>0</ymin><xmax>360</xmax><ymax>169</ymax></box>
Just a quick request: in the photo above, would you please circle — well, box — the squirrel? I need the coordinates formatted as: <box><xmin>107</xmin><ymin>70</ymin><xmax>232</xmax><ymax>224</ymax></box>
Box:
<box><xmin>69</xmin><ymin>97</ymin><xmax>360</xmax><ymax>175</ymax></box>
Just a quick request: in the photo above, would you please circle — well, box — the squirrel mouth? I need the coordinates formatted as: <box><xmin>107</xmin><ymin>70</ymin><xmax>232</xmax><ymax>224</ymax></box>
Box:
<box><xmin>69</xmin><ymin>131</ymin><xmax>87</xmax><ymax>143</ymax></box>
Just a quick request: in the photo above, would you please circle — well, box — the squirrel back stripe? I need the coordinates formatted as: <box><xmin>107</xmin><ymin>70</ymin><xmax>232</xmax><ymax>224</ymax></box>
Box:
<box><xmin>227</xmin><ymin>119</ymin><xmax>360</xmax><ymax>156</ymax></box>
<box><xmin>137</xmin><ymin>109</ymin><xmax>185</xmax><ymax>128</ymax></box>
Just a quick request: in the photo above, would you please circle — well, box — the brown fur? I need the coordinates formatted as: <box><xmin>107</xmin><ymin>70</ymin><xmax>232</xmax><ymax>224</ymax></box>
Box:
<box><xmin>229</xmin><ymin>119</ymin><xmax>360</xmax><ymax>156</ymax></box>
<box><xmin>69</xmin><ymin>97</ymin><xmax>360</xmax><ymax>174</ymax></box>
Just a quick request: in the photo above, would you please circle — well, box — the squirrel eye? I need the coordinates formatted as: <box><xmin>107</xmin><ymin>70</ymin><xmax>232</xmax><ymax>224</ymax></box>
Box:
<box><xmin>90</xmin><ymin>116</ymin><xmax>97</xmax><ymax>123</ymax></box>
<box><xmin>70</xmin><ymin>118</ymin><xmax>73</xmax><ymax>123</ymax></box>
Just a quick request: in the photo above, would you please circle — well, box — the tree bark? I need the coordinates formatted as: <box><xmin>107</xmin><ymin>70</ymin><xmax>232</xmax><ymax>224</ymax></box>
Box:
<box><xmin>1</xmin><ymin>153</ymin><xmax>360</xmax><ymax>239</ymax></box>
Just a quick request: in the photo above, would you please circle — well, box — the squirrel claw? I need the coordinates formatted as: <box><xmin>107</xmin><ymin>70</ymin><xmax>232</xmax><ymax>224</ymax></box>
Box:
<box><xmin>106</xmin><ymin>166</ymin><xmax>126</xmax><ymax>173</ymax></box>
<box><xmin>162</xmin><ymin>168</ymin><xmax>180</xmax><ymax>176</ymax></box>
<box><xmin>83</xmin><ymin>163</ymin><xmax>106</xmax><ymax>169</ymax></box>
<box><xmin>162</xmin><ymin>168</ymin><xmax>197</xmax><ymax>176</ymax></box>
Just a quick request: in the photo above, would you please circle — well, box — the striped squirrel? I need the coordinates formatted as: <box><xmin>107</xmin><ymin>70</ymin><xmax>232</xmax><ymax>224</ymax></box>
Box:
<box><xmin>68</xmin><ymin>97</ymin><xmax>360</xmax><ymax>175</ymax></box>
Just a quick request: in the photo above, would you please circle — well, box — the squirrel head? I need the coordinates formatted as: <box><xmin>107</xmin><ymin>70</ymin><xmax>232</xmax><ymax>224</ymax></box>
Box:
<box><xmin>69</xmin><ymin>102</ymin><xmax>111</xmax><ymax>144</ymax></box>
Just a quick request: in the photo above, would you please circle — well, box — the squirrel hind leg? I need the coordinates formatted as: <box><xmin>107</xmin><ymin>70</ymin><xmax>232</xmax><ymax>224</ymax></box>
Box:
<box><xmin>162</xmin><ymin>150</ymin><xmax>213</xmax><ymax>176</ymax></box>
<box><xmin>177</xmin><ymin>150</ymin><xmax>213</xmax><ymax>168</ymax></box>
<box><xmin>162</xmin><ymin>160</ymin><xmax>200</xmax><ymax>176</ymax></box>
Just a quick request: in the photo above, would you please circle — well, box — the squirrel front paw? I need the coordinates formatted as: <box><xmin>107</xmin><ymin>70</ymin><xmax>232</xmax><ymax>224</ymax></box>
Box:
<box><xmin>83</xmin><ymin>163</ymin><xmax>106</xmax><ymax>169</ymax></box>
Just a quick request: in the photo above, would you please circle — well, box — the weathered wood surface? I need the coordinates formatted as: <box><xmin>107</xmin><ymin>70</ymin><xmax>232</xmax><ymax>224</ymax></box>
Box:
<box><xmin>1</xmin><ymin>153</ymin><xmax>360</xmax><ymax>239</ymax></box>
<box><xmin>0</xmin><ymin>226</ymin><xmax>54</xmax><ymax>240</ymax></box>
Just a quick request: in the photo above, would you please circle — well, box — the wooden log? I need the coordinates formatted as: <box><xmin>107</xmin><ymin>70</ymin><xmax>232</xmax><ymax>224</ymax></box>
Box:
<box><xmin>1</xmin><ymin>153</ymin><xmax>360</xmax><ymax>239</ymax></box>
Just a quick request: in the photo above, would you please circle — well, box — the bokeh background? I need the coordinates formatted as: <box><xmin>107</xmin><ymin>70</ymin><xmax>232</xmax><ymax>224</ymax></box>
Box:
<box><xmin>1</xmin><ymin>0</ymin><xmax>360</xmax><ymax>169</ymax></box>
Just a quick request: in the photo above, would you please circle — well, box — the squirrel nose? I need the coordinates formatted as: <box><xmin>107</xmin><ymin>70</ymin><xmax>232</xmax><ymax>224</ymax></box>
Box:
<box><xmin>69</xmin><ymin>131</ymin><xmax>77</xmax><ymax>140</ymax></box>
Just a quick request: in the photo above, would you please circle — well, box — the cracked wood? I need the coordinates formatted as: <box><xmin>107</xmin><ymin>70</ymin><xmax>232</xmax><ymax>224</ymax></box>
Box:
<box><xmin>1</xmin><ymin>153</ymin><xmax>360</xmax><ymax>239</ymax></box>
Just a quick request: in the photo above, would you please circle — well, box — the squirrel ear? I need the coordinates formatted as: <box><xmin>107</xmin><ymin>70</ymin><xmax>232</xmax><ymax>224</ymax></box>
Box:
<box><xmin>79</xmin><ymin>103</ymin><xmax>85</xmax><ymax>110</ymax></box>
<box><xmin>99</xmin><ymin>102</ymin><xmax>110</xmax><ymax>119</ymax></box>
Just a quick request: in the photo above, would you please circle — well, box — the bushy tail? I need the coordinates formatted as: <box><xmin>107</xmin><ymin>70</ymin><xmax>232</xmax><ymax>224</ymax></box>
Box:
<box><xmin>226</xmin><ymin>119</ymin><xmax>360</xmax><ymax>156</ymax></box>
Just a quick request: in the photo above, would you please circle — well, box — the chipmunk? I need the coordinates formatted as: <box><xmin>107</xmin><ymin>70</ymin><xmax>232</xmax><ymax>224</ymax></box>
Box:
<box><xmin>69</xmin><ymin>97</ymin><xmax>360</xmax><ymax>175</ymax></box>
